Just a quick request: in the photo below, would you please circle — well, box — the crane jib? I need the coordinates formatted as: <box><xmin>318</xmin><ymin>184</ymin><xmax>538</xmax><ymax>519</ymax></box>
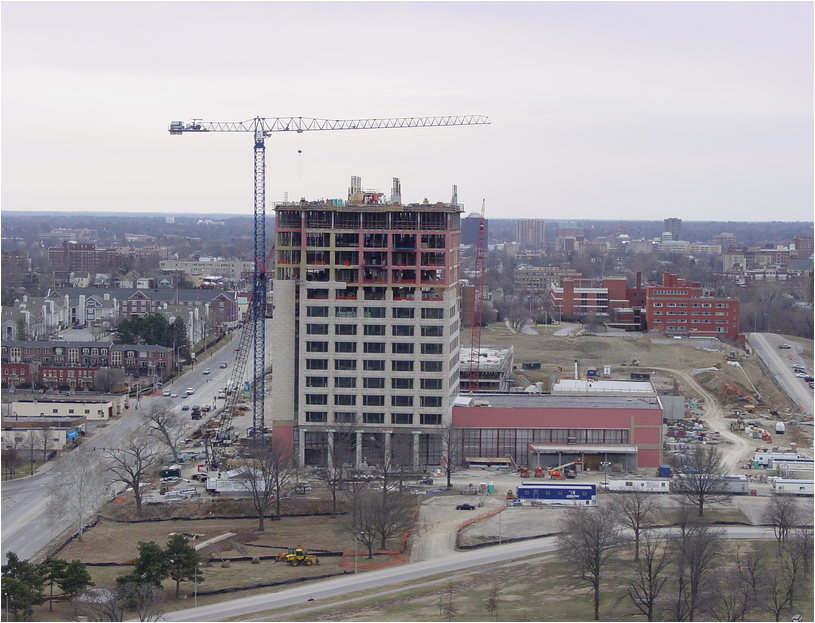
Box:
<box><xmin>169</xmin><ymin>115</ymin><xmax>490</xmax><ymax>134</ymax></box>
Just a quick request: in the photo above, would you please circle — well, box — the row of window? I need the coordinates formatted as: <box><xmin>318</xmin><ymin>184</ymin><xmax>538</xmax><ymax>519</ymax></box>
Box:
<box><xmin>652</xmin><ymin>301</ymin><xmax>730</xmax><ymax>308</ymax></box>
<box><xmin>306</xmin><ymin>306</ymin><xmax>445</xmax><ymax>319</ymax></box>
<box><xmin>305</xmin><ymin>376</ymin><xmax>443</xmax><ymax>390</ymax></box>
<box><xmin>305</xmin><ymin>359</ymin><xmax>443</xmax><ymax>371</ymax></box>
<box><xmin>305</xmin><ymin>324</ymin><xmax>444</xmax><ymax>337</ymax></box>
<box><xmin>305</xmin><ymin>341</ymin><xmax>444</xmax><ymax>355</ymax></box>
<box><xmin>305</xmin><ymin>394</ymin><xmax>443</xmax><ymax>407</ymax></box>
<box><xmin>304</xmin><ymin>411</ymin><xmax>442</xmax><ymax>425</ymax></box>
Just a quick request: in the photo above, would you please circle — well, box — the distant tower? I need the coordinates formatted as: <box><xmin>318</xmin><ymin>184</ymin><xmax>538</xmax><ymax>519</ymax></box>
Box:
<box><xmin>795</xmin><ymin>235</ymin><xmax>814</xmax><ymax>259</ymax></box>
<box><xmin>516</xmin><ymin>218</ymin><xmax>546</xmax><ymax>250</ymax></box>
<box><xmin>461</xmin><ymin>212</ymin><xmax>486</xmax><ymax>248</ymax></box>
<box><xmin>664</xmin><ymin>218</ymin><xmax>682</xmax><ymax>241</ymax></box>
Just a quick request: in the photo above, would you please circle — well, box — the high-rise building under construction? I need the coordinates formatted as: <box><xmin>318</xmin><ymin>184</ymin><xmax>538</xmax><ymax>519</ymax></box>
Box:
<box><xmin>271</xmin><ymin>177</ymin><xmax>461</xmax><ymax>468</ymax></box>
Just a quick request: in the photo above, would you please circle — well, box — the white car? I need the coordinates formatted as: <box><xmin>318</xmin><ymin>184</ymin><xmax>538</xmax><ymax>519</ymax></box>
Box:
<box><xmin>186</xmin><ymin>388</ymin><xmax>195</xmax><ymax>394</ymax></box>
<box><xmin>170</xmin><ymin>392</ymin><xmax>179</xmax><ymax>398</ymax></box>
<box><xmin>203</xmin><ymin>369</ymin><xmax>210</xmax><ymax>375</ymax></box>
<box><xmin>163</xmin><ymin>390</ymin><xmax>171</xmax><ymax>396</ymax></box>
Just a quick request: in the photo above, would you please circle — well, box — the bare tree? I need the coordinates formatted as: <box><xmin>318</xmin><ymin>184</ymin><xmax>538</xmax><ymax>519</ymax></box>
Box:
<box><xmin>236</xmin><ymin>437</ymin><xmax>295</xmax><ymax>531</ymax></box>
<box><xmin>105</xmin><ymin>430</ymin><xmax>162</xmax><ymax>517</ymax></box>
<box><xmin>761</xmin><ymin>495</ymin><xmax>804</xmax><ymax>555</ymax></box>
<box><xmin>672</xmin><ymin>444</ymin><xmax>732</xmax><ymax>517</ymax></box>
<box><xmin>339</xmin><ymin>485</ymin><xmax>384</xmax><ymax>559</ymax></box>
<box><xmin>483</xmin><ymin>584</ymin><xmax>500</xmax><ymax>621</ymax></box>
<box><xmin>372</xmin><ymin>490</ymin><xmax>417</xmax><ymax>550</ymax></box>
<box><xmin>143</xmin><ymin>403</ymin><xmax>185</xmax><ymax>464</ymax></box>
<box><xmin>318</xmin><ymin>423</ymin><xmax>357</xmax><ymax>517</ymax></box>
<box><xmin>622</xmin><ymin>531</ymin><xmax>675</xmax><ymax>622</ymax></box>
<box><xmin>74</xmin><ymin>583</ymin><xmax>165</xmax><ymax>623</ymax></box>
<box><xmin>608</xmin><ymin>490</ymin><xmax>659</xmax><ymax>561</ymax></box>
<box><xmin>557</xmin><ymin>507</ymin><xmax>622</xmax><ymax>620</ymax></box>
<box><xmin>94</xmin><ymin>368</ymin><xmax>124</xmax><ymax>393</ymax></box>
<box><xmin>24</xmin><ymin>430</ymin><xmax>39</xmax><ymax>475</ymax></box>
<box><xmin>47</xmin><ymin>447</ymin><xmax>110</xmax><ymax>541</ymax></box>
<box><xmin>667</xmin><ymin>509</ymin><xmax>724</xmax><ymax>622</ymax></box>
<box><xmin>703</xmin><ymin>544</ymin><xmax>766</xmax><ymax>622</ymax></box>
<box><xmin>439</xmin><ymin>422</ymin><xmax>465</xmax><ymax>490</ymax></box>
<box><xmin>34</xmin><ymin>428</ymin><xmax>53</xmax><ymax>464</ymax></box>
<box><xmin>1</xmin><ymin>445</ymin><xmax>23</xmax><ymax>480</ymax></box>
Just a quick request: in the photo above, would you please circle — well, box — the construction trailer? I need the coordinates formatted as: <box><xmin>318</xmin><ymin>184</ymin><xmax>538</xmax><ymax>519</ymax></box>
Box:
<box><xmin>602</xmin><ymin>478</ymin><xmax>671</xmax><ymax>493</ymax></box>
<box><xmin>753</xmin><ymin>451</ymin><xmax>804</xmax><ymax>467</ymax></box>
<box><xmin>770</xmin><ymin>479</ymin><xmax>814</xmax><ymax>497</ymax></box>
<box><xmin>671</xmin><ymin>474</ymin><xmax>751</xmax><ymax>495</ymax></box>
<box><xmin>516</xmin><ymin>482</ymin><xmax>597</xmax><ymax>506</ymax></box>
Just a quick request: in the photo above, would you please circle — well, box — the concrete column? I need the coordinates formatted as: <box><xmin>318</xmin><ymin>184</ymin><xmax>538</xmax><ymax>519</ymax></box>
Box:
<box><xmin>298</xmin><ymin>428</ymin><xmax>306</xmax><ymax>466</ymax></box>
<box><xmin>412</xmin><ymin>432</ymin><xmax>420</xmax><ymax>470</ymax></box>
<box><xmin>384</xmin><ymin>431</ymin><xmax>391</xmax><ymax>463</ymax></box>
<box><xmin>355</xmin><ymin>431</ymin><xmax>363</xmax><ymax>467</ymax></box>
<box><xmin>327</xmin><ymin>431</ymin><xmax>335</xmax><ymax>471</ymax></box>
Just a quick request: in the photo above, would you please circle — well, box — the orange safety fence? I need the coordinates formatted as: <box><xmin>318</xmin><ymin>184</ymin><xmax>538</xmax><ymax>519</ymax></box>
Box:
<box><xmin>339</xmin><ymin>502</ymin><xmax>420</xmax><ymax>571</ymax></box>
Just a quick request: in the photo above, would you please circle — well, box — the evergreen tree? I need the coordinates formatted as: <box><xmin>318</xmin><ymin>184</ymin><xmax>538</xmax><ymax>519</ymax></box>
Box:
<box><xmin>1</xmin><ymin>552</ymin><xmax>45</xmax><ymax>620</ymax></box>
<box><xmin>116</xmin><ymin>541</ymin><xmax>168</xmax><ymax>587</ymax></box>
<box><xmin>58</xmin><ymin>560</ymin><xmax>94</xmax><ymax>613</ymax></box>
<box><xmin>164</xmin><ymin>534</ymin><xmax>202</xmax><ymax>598</ymax></box>
<box><xmin>38</xmin><ymin>556</ymin><xmax>67</xmax><ymax>612</ymax></box>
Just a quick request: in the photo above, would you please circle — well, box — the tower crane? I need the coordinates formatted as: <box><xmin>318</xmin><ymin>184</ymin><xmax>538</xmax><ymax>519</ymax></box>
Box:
<box><xmin>169</xmin><ymin>115</ymin><xmax>490</xmax><ymax>443</ymax></box>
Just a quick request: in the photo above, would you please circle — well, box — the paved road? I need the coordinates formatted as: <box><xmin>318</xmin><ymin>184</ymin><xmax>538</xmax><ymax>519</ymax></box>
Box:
<box><xmin>163</xmin><ymin>526</ymin><xmax>771</xmax><ymax>622</ymax></box>
<box><xmin>0</xmin><ymin>325</ymin><xmax>268</xmax><ymax>562</ymax></box>
<box><xmin>747</xmin><ymin>332</ymin><xmax>813</xmax><ymax>417</ymax></box>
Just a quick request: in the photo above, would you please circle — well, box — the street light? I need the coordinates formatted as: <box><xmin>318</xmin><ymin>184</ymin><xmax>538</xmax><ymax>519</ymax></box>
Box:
<box><xmin>4</xmin><ymin>592</ymin><xmax>9</xmax><ymax>622</ymax></box>
<box><xmin>600</xmin><ymin>461</ymin><xmax>611</xmax><ymax>489</ymax></box>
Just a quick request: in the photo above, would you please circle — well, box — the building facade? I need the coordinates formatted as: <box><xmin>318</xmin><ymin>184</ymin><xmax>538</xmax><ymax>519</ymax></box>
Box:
<box><xmin>516</xmin><ymin>218</ymin><xmax>546</xmax><ymax>251</ymax></box>
<box><xmin>663</xmin><ymin>218</ymin><xmax>682</xmax><ymax>241</ymax></box>
<box><xmin>645</xmin><ymin>273</ymin><xmax>740</xmax><ymax>340</ymax></box>
<box><xmin>271</xmin><ymin>180</ymin><xmax>462</xmax><ymax>469</ymax></box>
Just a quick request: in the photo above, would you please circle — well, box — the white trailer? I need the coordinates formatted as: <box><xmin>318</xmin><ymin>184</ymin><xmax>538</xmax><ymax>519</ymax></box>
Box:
<box><xmin>771</xmin><ymin>479</ymin><xmax>814</xmax><ymax>497</ymax></box>
<box><xmin>753</xmin><ymin>451</ymin><xmax>803</xmax><ymax>467</ymax></box>
<box><xmin>672</xmin><ymin>474</ymin><xmax>751</xmax><ymax>495</ymax></box>
<box><xmin>602</xmin><ymin>478</ymin><xmax>671</xmax><ymax>493</ymax></box>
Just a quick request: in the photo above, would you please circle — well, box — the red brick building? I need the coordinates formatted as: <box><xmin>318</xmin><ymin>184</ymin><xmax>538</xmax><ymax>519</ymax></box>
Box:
<box><xmin>549</xmin><ymin>277</ymin><xmax>629</xmax><ymax>319</ymax></box>
<box><xmin>645</xmin><ymin>273</ymin><xmax>740</xmax><ymax>340</ymax></box>
<box><xmin>452</xmin><ymin>392</ymin><xmax>663</xmax><ymax>470</ymax></box>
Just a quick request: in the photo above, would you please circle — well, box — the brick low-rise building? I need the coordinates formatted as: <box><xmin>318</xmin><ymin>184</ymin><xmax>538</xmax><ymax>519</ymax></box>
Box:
<box><xmin>645</xmin><ymin>273</ymin><xmax>740</xmax><ymax>340</ymax></box>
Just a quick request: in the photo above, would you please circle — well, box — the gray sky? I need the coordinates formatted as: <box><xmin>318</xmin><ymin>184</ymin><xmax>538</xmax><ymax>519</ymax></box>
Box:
<box><xmin>2</xmin><ymin>1</ymin><xmax>812</xmax><ymax>221</ymax></box>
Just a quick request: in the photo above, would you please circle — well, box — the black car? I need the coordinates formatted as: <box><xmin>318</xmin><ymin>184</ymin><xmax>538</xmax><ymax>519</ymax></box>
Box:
<box><xmin>456</xmin><ymin>503</ymin><xmax>476</xmax><ymax>511</ymax></box>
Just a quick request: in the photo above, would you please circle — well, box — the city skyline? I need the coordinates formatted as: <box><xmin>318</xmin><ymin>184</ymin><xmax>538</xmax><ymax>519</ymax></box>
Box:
<box><xmin>2</xmin><ymin>2</ymin><xmax>812</xmax><ymax>221</ymax></box>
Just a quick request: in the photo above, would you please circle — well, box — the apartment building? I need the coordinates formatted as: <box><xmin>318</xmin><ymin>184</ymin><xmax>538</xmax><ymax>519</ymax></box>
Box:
<box><xmin>513</xmin><ymin>266</ymin><xmax>581</xmax><ymax>295</ymax></box>
<box><xmin>645</xmin><ymin>273</ymin><xmax>740</xmax><ymax>340</ymax></box>
<box><xmin>516</xmin><ymin>218</ymin><xmax>546</xmax><ymax>251</ymax></box>
<box><xmin>271</xmin><ymin>178</ymin><xmax>461</xmax><ymax>469</ymax></box>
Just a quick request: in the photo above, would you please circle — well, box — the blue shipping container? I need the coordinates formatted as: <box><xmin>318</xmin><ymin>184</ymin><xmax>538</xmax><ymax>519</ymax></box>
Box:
<box><xmin>658</xmin><ymin>465</ymin><xmax>672</xmax><ymax>478</ymax></box>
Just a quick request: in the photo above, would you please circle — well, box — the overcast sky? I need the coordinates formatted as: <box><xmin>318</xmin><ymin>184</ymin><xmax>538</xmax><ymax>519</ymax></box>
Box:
<box><xmin>2</xmin><ymin>1</ymin><xmax>812</xmax><ymax>222</ymax></box>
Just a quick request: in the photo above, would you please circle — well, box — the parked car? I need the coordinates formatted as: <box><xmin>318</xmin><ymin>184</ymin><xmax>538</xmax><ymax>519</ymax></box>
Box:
<box><xmin>456</xmin><ymin>503</ymin><xmax>476</xmax><ymax>511</ymax></box>
<box><xmin>778</xmin><ymin>344</ymin><xmax>792</xmax><ymax>349</ymax></box>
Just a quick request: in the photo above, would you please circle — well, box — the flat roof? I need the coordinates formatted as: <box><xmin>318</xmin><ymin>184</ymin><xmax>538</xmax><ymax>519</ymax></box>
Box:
<box><xmin>454</xmin><ymin>393</ymin><xmax>661</xmax><ymax>410</ymax></box>
<box><xmin>552</xmin><ymin>379</ymin><xmax>655</xmax><ymax>395</ymax></box>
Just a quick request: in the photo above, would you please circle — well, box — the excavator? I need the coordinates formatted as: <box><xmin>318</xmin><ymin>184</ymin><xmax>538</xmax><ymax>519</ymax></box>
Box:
<box><xmin>723</xmin><ymin>384</ymin><xmax>753</xmax><ymax>402</ymax></box>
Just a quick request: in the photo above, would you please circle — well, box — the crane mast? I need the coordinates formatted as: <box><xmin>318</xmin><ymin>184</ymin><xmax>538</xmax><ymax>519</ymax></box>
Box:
<box><xmin>169</xmin><ymin>114</ymin><xmax>490</xmax><ymax>446</ymax></box>
<box><xmin>468</xmin><ymin>200</ymin><xmax>487</xmax><ymax>390</ymax></box>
